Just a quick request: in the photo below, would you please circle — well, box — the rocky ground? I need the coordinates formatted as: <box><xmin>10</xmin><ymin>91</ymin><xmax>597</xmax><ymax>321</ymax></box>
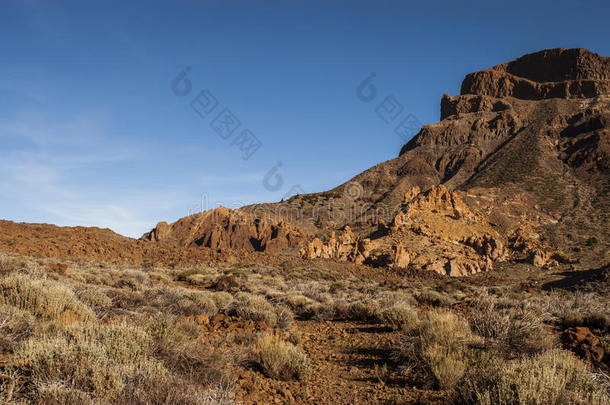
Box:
<box><xmin>0</xmin><ymin>249</ymin><xmax>608</xmax><ymax>404</ymax></box>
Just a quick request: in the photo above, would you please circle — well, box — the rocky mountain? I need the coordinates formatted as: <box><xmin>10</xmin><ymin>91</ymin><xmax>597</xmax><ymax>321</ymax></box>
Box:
<box><xmin>142</xmin><ymin>48</ymin><xmax>608</xmax><ymax>275</ymax></box>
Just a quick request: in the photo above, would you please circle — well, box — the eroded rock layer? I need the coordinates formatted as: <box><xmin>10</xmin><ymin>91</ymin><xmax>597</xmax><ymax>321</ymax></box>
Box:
<box><xmin>143</xmin><ymin>206</ymin><xmax>307</xmax><ymax>253</ymax></box>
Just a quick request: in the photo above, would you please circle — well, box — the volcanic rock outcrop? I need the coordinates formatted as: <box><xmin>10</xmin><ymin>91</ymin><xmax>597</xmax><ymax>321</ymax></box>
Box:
<box><xmin>300</xmin><ymin>185</ymin><xmax>509</xmax><ymax>276</ymax></box>
<box><xmin>146</xmin><ymin>48</ymin><xmax>608</xmax><ymax>276</ymax></box>
<box><xmin>460</xmin><ymin>48</ymin><xmax>610</xmax><ymax>101</ymax></box>
<box><xmin>261</xmin><ymin>48</ymin><xmax>610</xmax><ymax>273</ymax></box>
<box><xmin>143</xmin><ymin>206</ymin><xmax>307</xmax><ymax>253</ymax></box>
<box><xmin>299</xmin><ymin>226</ymin><xmax>371</xmax><ymax>264</ymax></box>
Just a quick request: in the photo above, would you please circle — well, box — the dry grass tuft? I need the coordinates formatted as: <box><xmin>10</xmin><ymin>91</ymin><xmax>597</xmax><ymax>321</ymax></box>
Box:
<box><xmin>418</xmin><ymin>310</ymin><xmax>473</xmax><ymax>389</ymax></box>
<box><xmin>0</xmin><ymin>274</ymin><xmax>95</xmax><ymax>323</ymax></box>
<box><xmin>153</xmin><ymin>336</ymin><xmax>240</xmax><ymax>386</ymax></box>
<box><xmin>347</xmin><ymin>298</ymin><xmax>379</xmax><ymax>321</ymax></box>
<box><xmin>253</xmin><ymin>332</ymin><xmax>311</xmax><ymax>381</ymax></box>
<box><xmin>10</xmin><ymin>335</ymin><xmax>126</xmax><ymax>399</ymax></box>
<box><xmin>227</xmin><ymin>293</ymin><xmax>279</xmax><ymax>327</ymax></box>
<box><xmin>470</xmin><ymin>291</ymin><xmax>556</xmax><ymax>355</ymax></box>
<box><xmin>461</xmin><ymin>349</ymin><xmax>609</xmax><ymax>404</ymax></box>
<box><xmin>377</xmin><ymin>303</ymin><xmax>419</xmax><ymax>331</ymax></box>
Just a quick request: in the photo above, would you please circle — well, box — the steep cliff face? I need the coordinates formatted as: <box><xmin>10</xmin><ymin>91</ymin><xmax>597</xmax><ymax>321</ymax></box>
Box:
<box><xmin>460</xmin><ymin>48</ymin><xmax>610</xmax><ymax>100</ymax></box>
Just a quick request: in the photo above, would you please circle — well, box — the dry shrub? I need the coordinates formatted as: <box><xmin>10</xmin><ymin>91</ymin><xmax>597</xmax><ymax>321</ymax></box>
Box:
<box><xmin>10</xmin><ymin>336</ymin><xmax>125</xmax><ymax>399</ymax></box>
<box><xmin>148</xmin><ymin>270</ymin><xmax>172</xmax><ymax>284</ymax></box>
<box><xmin>33</xmin><ymin>360</ymin><xmax>234</xmax><ymax>405</ymax></box>
<box><xmin>469</xmin><ymin>291</ymin><xmax>512</xmax><ymax>340</ymax></box>
<box><xmin>105</xmin><ymin>288</ymin><xmax>146</xmax><ymax>311</ymax></box>
<box><xmin>0</xmin><ymin>304</ymin><xmax>35</xmax><ymax>350</ymax></box>
<box><xmin>377</xmin><ymin>303</ymin><xmax>419</xmax><ymax>331</ymax></box>
<box><xmin>96</xmin><ymin>323</ymin><xmax>153</xmax><ymax>364</ymax></box>
<box><xmin>281</xmin><ymin>292</ymin><xmax>335</xmax><ymax>321</ymax></box>
<box><xmin>147</xmin><ymin>319</ymin><xmax>194</xmax><ymax>343</ymax></box>
<box><xmin>505</xmin><ymin>309</ymin><xmax>556</xmax><ymax>354</ymax></box>
<box><xmin>348</xmin><ymin>298</ymin><xmax>379</xmax><ymax>321</ymax></box>
<box><xmin>422</xmin><ymin>344</ymin><xmax>468</xmax><ymax>390</ymax></box>
<box><xmin>375</xmin><ymin>291</ymin><xmax>417</xmax><ymax>308</ymax></box>
<box><xmin>115</xmin><ymin>363</ymin><xmax>235</xmax><ymax>405</ymax></box>
<box><xmin>415</xmin><ymin>289</ymin><xmax>457</xmax><ymax>307</ymax></box>
<box><xmin>209</xmin><ymin>291</ymin><xmax>234</xmax><ymax>311</ymax></box>
<box><xmin>75</xmin><ymin>285</ymin><xmax>113</xmax><ymax>309</ymax></box>
<box><xmin>419</xmin><ymin>310</ymin><xmax>472</xmax><ymax>350</ymax></box>
<box><xmin>537</xmin><ymin>290</ymin><xmax>610</xmax><ymax>332</ymax></box>
<box><xmin>0</xmin><ymin>256</ymin><xmax>18</xmax><ymax>276</ymax></box>
<box><xmin>253</xmin><ymin>333</ymin><xmax>311</xmax><ymax>381</ymax></box>
<box><xmin>560</xmin><ymin>309</ymin><xmax>609</xmax><ymax>331</ymax></box>
<box><xmin>116</xmin><ymin>270</ymin><xmax>150</xmax><ymax>290</ymax></box>
<box><xmin>176</xmin><ymin>268</ymin><xmax>215</xmax><ymax>283</ymax></box>
<box><xmin>332</xmin><ymin>298</ymin><xmax>351</xmax><ymax>319</ymax></box>
<box><xmin>274</xmin><ymin>304</ymin><xmax>295</xmax><ymax>330</ymax></box>
<box><xmin>185</xmin><ymin>273</ymin><xmax>215</xmax><ymax>286</ymax></box>
<box><xmin>187</xmin><ymin>291</ymin><xmax>219</xmax><ymax>317</ymax></box>
<box><xmin>418</xmin><ymin>310</ymin><xmax>473</xmax><ymax>389</ymax></box>
<box><xmin>227</xmin><ymin>293</ymin><xmax>278</xmax><ymax>326</ymax></box>
<box><xmin>142</xmin><ymin>286</ymin><xmax>218</xmax><ymax>317</ymax></box>
<box><xmin>470</xmin><ymin>292</ymin><xmax>556</xmax><ymax>355</ymax></box>
<box><xmin>394</xmin><ymin>310</ymin><xmax>474</xmax><ymax>389</ymax></box>
<box><xmin>35</xmin><ymin>381</ymin><xmax>95</xmax><ymax>404</ymax></box>
<box><xmin>461</xmin><ymin>349</ymin><xmax>609</xmax><ymax>404</ymax></box>
<box><xmin>279</xmin><ymin>293</ymin><xmax>318</xmax><ymax>318</ymax></box>
<box><xmin>0</xmin><ymin>274</ymin><xmax>95</xmax><ymax>323</ymax></box>
<box><xmin>153</xmin><ymin>337</ymin><xmax>239</xmax><ymax>386</ymax></box>
<box><xmin>5</xmin><ymin>321</ymin><xmax>233</xmax><ymax>404</ymax></box>
<box><xmin>308</xmin><ymin>301</ymin><xmax>336</xmax><ymax>321</ymax></box>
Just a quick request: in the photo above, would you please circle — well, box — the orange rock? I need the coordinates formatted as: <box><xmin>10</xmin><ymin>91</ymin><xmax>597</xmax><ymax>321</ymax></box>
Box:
<box><xmin>195</xmin><ymin>315</ymin><xmax>210</xmax><ymax>326</ymax></box>
<box><xmin>392</xmin><ymin>244</ymin><xmax>411</xmax><ymax>269</ymax></box>
<box><xmin>300</xmin><ymin>226</ymin><xmax>371</xmax><ymax>264</ymax></box>
<box><xmin>143</xmin><ymin>207</ymin><xmax>307</xmax><ymax>253</ymax></box>
<box><xmin>45</xmin><ymin>262</ymin><xmax>68</xmax><ymax>276</ymax></box>
<box><xmin>561</xmin><ymin>327</ymin><xmax>605</xmax><ymax>363</ymax></box>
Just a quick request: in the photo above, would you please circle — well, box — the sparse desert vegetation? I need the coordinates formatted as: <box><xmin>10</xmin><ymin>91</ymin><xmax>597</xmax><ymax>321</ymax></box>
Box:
<box><xmin>0</xmin><ymin>252</ymin><xmax>608</xmax><ymax>404</ymax></box>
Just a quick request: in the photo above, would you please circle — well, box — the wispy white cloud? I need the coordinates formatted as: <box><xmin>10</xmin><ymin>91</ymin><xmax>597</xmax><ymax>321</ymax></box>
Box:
<box><xmin>198</xmin><ymin>172</ymin><xmax>266</xmax><ymax>185</ymax></box>
<box><xmin>0</xmin><ymin>110</ymin><xmax>183</xmax><ymax>237</ymax></box>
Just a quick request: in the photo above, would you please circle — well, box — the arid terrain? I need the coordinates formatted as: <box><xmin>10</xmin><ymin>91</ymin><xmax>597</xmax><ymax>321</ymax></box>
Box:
<box><xmin>1</xmin><ymin>48</ymin><xmax>609</xmax><ymax>404</ymax></box>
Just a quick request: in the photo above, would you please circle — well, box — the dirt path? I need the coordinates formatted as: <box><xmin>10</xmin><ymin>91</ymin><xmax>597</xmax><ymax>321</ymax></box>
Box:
<box><xmin>237</xmin><ymin>320</ymin><xmax>442</xmax><ymax>404</ymax></box>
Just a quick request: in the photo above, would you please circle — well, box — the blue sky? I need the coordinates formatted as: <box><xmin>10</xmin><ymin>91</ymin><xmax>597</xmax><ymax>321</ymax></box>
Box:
<box><xmin>1</xmin><ymin>0</ymin><xmax>609</xmax><ymax>237</ymax></box>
